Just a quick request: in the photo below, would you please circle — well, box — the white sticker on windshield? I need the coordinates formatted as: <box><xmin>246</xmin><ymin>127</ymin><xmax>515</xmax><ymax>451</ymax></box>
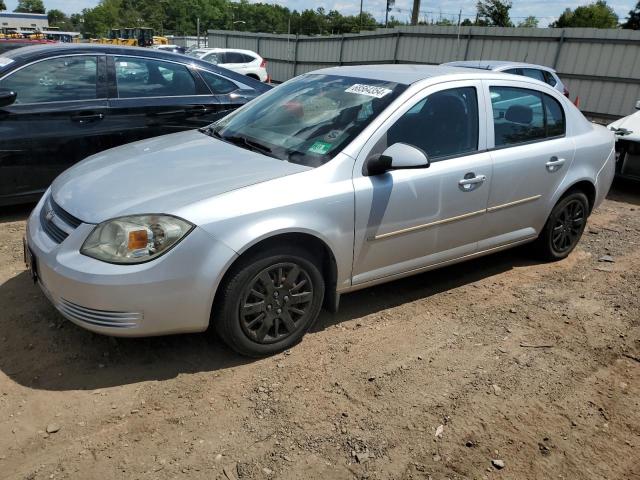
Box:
<box><xmin>345</xmin><ymin>84</ymin><xmax>392</xmax><ymax>98</ymax></box>
<box><xmin>0</xmin><ymin>57</ymin><xmax>15</xmax><ymax>68</ymax></box>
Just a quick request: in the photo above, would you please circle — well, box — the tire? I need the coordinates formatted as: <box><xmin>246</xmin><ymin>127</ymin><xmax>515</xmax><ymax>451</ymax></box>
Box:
<box><xmin>213</xmin><ymin>245</ymin><xmax>325</xmax><ymax>357</ymax></box>
<box><xmin>533</xmin><ymin>191</ymin><xmax>589</xmax><ymax>261</ymax></box>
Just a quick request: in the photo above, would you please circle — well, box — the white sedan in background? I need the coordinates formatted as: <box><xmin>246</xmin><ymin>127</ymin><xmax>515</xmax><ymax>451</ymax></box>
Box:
<box><xmin>608</xmin><ymin>100</ymin><xmax>640</xmax><ymax>180</ymax></box>
<box><xmin>189</xmin><ymin>47</ymin><xmax>269</xmax><ymax>82</ymax></box>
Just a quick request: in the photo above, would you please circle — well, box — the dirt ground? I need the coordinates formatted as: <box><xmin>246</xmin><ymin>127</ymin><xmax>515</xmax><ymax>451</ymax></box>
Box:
<box><xmin>0</xmin><ymin>181</ymin><xmax>639</xmax><ymax>480</ymax></box>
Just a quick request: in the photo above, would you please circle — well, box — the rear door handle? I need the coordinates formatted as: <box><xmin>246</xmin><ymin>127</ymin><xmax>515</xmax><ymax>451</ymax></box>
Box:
<box><xmin>458</xmin><ymin>173</ymin><xmax>486</xmax><ymax>191</ymax></box>
<box><xmin>70</xmin><ymin>112</ymin><xmax>104</xmax><ymax>124</ymax></box>
<box><xmin>546</xmin><ymin>156</ymin><xmax>566</xmax><ymax>172</ymax></box>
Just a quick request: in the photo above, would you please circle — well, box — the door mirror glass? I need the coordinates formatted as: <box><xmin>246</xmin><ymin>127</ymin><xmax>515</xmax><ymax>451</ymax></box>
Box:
<box><xmin>0</xmin><ymin>89</ymin><xmax>16</xmax><ymax>107</ymax></box>
<box><xmin>635</xmin><ymin>100</ymin><xmax>640</xmax><ymax>110</ymax></box>
<box><xmin>363</xmin><ymin>142</ymin><xmax>429</xmax><ymax>176</ymax></box>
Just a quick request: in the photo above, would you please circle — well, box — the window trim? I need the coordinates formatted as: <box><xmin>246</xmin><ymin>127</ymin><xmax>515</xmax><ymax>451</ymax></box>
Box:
<box><xmin>0</xmin><ymin>53</ymin><xmax>105</xmax><ymax>106</ymax></box>
<box><xmin>484</xmin><ymin>81</ymin><xmax>567</xmax><ymax>151</ymax></box>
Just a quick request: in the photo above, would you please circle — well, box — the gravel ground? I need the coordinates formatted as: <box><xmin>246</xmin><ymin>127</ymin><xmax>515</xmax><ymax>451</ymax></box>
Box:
<box><xmin>0</xmin><ymin>180</ymin><xmax>639</xmax><ymax>480</ymax></box>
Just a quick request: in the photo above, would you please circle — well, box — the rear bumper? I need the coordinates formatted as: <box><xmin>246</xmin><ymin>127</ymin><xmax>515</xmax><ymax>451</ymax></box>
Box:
<box><xmin>26</xmin><ymin>197</ymin><xmax>238</xmax><ymax>337</ymax></box>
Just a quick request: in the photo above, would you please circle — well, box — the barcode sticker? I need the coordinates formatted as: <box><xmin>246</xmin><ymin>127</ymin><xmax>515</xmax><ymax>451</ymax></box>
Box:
<box><xmin>345</xmin><ymin>84</ymin><xmax>392</xmax><ymax>98</ymax></box>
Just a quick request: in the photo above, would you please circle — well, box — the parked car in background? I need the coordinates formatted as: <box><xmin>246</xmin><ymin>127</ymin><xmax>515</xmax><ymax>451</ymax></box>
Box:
<box><xmin>608</xmin><ymin>100</ymin><xmax>640</xmax><ymax>180</ymax></box>
<box><xmin>25</xmin><ymin>65</ymin><xmax>614</xmax><ymax>356</ymax></box>
<box><xmin>152</xmin><ymin>44</ymin><xmax>187</xmax><ymax>55</ymax></box>
<box><xmin>189</xmin><ymin>48</ymin><xmax>269</xmax><ymax>82</ymax></box>
<box><xmin>443</xmin><ymin>60</ymin><xmax>569</xmax><ymax>98</ymax></box>
<box><xmin>0</xmin><ymin>43</ymin><xmax>271</xmax><ymax>206</ymax></box>
<box><xmin>0</xmin><ymin>38</ymin><xmax>55</xmax><ymax>54</ymax></box>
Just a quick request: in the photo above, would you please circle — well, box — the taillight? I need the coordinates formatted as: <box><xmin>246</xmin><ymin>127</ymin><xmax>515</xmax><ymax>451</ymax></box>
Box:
<box><xmin>260</xmin><ymin>58</ymin><xmax>267</xmax><ymax>68</ymax></box>
<box><xmin>563</xmin><ymin>86</ymin><xmax>570</xmax><ymax>98</ymax></box>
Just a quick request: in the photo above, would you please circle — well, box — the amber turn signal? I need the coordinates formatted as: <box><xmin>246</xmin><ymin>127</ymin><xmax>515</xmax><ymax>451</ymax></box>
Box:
<box><xmin>128</xmin><ymin>230</ymin><xmax>148</xmax><ymax>250</ymax></box>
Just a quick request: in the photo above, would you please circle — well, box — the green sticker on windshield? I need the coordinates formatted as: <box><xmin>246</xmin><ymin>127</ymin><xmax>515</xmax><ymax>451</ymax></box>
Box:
<box><xmin>308</xmin><ymin>141</ymin><xmax>332</xmax><ymax>155</ymax></box>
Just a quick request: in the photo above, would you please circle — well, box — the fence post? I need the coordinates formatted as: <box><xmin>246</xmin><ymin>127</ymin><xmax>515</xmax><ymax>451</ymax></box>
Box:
<box><xmin>338</xmin><ymin>34</ymin><xmax>345</xmax><ymax>65</ymax></box>
<box><xmin>224</xmin><ymin>34</ymin><xmax>228</xmax><ymax>48</ymax></box>
<box><xmin>292</xmin><ymin>34</ymin><xmax>299</xmax><ymax>79</ymax></box>
<box><xmin>256</xmin><ymin>36</ymin><xmax>261</xmax><ymax>56</ymax></box>
<box><xmin>463</xmin><ymin>29</ymin><xmax>472</xmax><ymax>60</ymax></box>
<box><xmin>393</xmin><ymin>30</ymin><xmax>401</xmax><ymax>64</ymax></box>
<box><xmin>553</xmin><ymin>29</ymin><xmax>566</xmax><ymax>70</ymax></box>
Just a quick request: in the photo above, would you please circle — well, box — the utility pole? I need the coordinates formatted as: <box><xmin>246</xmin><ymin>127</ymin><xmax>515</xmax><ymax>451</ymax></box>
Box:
<box><xmin>196</xmin><ymin>17</ymin><xmax>200</xmax><ymax>48</ymax></box>
<box><xmin>359</xmin><ymin>0</ymin><xmax>363</xmax><ymax>30</ymax></box>
<box><xmin>411</xmin><ymin>0</ymin><xmax>420</xmax><ymax>25</ymax></box>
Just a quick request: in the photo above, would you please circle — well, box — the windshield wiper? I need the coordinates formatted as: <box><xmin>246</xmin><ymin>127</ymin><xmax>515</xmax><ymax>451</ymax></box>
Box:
<box><xmin>202</xmin><ymin>127</ymin><xmax>281</xmax><ymax>159</ymax></box>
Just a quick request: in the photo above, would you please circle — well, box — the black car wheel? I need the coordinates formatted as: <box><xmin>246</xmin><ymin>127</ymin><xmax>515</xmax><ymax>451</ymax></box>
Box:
<box><xmin>214</xmin><ymin>245</ymin><xmax>324</xmax><ymax>357</ymax></box>
<box><xmin>534</xmin><ymin>191</ymin><xmax>589</xmax><ymax>260</ymax></box>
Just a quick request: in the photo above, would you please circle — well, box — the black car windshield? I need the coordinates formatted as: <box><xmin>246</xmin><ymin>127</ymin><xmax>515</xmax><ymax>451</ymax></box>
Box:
<box><xmin>206</xmin><ymin>74</ymin><xmax>407</xmax><ymax>167</ymax></box>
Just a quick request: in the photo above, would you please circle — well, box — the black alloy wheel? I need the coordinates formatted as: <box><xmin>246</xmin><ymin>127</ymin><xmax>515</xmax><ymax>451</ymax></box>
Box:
<box><xmin>550</xmin><ymin>198</ymin><xmax>586</xmax><ymax>254</ymax></box>
<box><xmin>214</xmin><ymin>245</ymin><xmax>325</xmax><ymax>357</ymax></box>
<box><xmin>240</xmin><ymin>263</ymin><xmax>313</xmax><ymax>344</ymax></box>
<box><xmin>535</xmin><ymin>191</ymin><xmax>589</xmax><ymax>260</ymax></box>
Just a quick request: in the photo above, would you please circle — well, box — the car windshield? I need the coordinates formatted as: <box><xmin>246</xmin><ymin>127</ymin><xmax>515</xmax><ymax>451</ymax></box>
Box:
<box><xmin>204</xmin><ymin>74</ymin><xmax>406</xmax><ymax>167</ymax></box>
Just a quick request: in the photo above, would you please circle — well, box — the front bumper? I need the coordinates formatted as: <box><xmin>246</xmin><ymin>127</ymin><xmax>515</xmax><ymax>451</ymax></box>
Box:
<box><xmin>26</xmin><ymin>197</ymin><xmax>238</xmax><ymax>337</ymax></box>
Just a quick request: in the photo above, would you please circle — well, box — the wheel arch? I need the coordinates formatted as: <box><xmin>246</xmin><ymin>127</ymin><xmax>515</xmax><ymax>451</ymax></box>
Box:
<box><xmin>559</xmin><ymin>179</ymin><xmax>597</xmax><ymax>213</ymax></box>
<box><xmin>245</xmin><ymin>73</ymin><xmax>260</xmax><ymax>80</ymax></box>
<box><xmin>210</xmin><ymin>231</ymin><xmax>341</xmax><ymax>327</ymax></box>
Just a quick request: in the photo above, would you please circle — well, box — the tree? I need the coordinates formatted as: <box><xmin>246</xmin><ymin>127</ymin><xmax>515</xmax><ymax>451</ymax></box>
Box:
<box><xmin>517</xmin><ymin>15</ymin><xmax>539</xmax><ymax>27</ymax></box>
<box><xmin>0</xmin><ymin>1</ymin><xmax>6</xmax><ymax>11</ymax></box>
<box><xmin>47</xmin><ymin>9</ymin><xmax>67</xmax><ymax>26</ymax></box>
<box><xmin>622</xmin><ymin>1</ymin><xmax>640</xmax><ymax>29</ymax></box>
<box><xmin>551</xmin><ymin>0</ymin><xmax>618</xmax><ymax>28</ymax></box>
<box><xmin>14</xmin><ymin>0</ymin><xmax>45</xmax><ymax>14</ymax></box>
<box><xmin>476</xmin><ymin>0</ymin><xmax>513</xmax><ymax>27</ymax></box>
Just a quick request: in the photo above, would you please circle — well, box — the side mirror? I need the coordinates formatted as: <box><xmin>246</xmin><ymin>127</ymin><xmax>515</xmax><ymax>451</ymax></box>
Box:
<box><xmin>635</xmin><ymin>100</ymin><xmax>640</xmax><ymax>110</ymax></box>
<box><xmin>0</xmin><ymin>89</ymin><xmax>17</xmax><ymax>108</ymax></box>
<box><xmin>363</xmin><ymin>142</ymin><xmax>430</xmax><ymax>176</ymax></box>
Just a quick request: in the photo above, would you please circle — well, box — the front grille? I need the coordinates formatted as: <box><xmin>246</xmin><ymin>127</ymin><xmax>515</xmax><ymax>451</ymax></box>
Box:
<box><xmin>39</xmin><ymin>195</ymin><xmax>84</xmax><ymax>244</ymax></box>
<box><xmin>57</xmin><ymin>298</ymin><xmax>142</xmax><ymax>329</ymax></box>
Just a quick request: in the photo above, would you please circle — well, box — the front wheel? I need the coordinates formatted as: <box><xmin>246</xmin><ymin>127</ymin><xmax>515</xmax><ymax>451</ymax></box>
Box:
<box><xmin>534</xmin><ymin>191</ymin><xmax>589</xmax><ymax>260</ymax></box>
<box><xmin>214</xmin><ymin>247</ymin><xmax>325</xmax><ymax>357</ymax></box>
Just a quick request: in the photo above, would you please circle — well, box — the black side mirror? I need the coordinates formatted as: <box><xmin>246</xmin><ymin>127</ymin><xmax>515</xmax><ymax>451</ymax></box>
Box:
<box><xmin>362</xmin><ymin>142</ymin><xmax>430</xmax><ymax>176</ymax></box>
<box><xmin>0</xmin><ymin>89</ymin><xmax>17</xmax><ymax>108</ymax></box>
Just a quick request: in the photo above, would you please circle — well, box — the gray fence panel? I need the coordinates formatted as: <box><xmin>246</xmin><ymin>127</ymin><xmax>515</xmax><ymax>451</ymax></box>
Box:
<box><xmin>208</xmin><ymin>26</ymin><xmax>640</xmax><ymax>119</ymax></box>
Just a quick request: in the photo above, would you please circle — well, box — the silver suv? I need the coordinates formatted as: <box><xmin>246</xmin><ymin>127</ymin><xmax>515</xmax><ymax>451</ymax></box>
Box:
<box><xmin>26</xmin><ymin>65</ymin><xmax>614</xmax><ymax>356</ymax></box>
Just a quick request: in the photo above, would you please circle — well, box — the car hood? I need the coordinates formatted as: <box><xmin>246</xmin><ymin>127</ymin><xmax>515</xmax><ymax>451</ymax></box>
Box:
<box><xmin>51</xmin><ymin>130</ymin><xmax>311</xmax><ymax>224</ymax></box>
<box><xmin>609</xmin><ymin>110</ymin><xmax>640</xmax><ymax>142</ymax></box>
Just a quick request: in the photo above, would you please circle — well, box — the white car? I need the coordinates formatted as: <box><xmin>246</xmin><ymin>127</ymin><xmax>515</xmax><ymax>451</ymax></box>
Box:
<box><xmin>189</xmin><ymin>48</ymin><xmax>269</xmax><ymax>83</ymax></box>
<box><xmin>444</xmin><ymin>60</ymin><xmax>569</xmax><ymax>98</ymax></box>
<box><xmin>608</xmin><ymin>100</ymin><xmax>640</xmax><ymax>180</ymax></box>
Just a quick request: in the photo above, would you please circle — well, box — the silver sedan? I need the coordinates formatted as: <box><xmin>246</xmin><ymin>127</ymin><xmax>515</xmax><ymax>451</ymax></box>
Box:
<box><xmin>25</xmin><ymin>65</ymin><xmax>615</xmax><ymax>356</ymax></box>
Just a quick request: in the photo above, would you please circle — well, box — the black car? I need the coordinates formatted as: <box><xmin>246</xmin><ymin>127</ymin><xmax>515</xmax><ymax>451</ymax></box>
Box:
<box><xmin>0</xmin><ymin>44</ymin><xmax>271</xmax><ymax>206</ymax></box>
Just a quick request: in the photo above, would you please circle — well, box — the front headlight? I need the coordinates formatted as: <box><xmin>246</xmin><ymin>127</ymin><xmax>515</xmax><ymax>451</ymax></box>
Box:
<box><xmin>81</xmin><ymin>215</ymin><xmax>194</xmax><ymax>264</ymax></box>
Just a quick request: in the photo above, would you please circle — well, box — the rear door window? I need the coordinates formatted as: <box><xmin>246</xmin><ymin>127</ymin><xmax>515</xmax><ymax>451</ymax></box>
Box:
<box><xmin>0</xmin><ymin>55</ymin><xmax>98</xmax><ymax>104</ymax></box>
<box><xmin>114</xmin><ymin>56</ymin><xmax>197</xmax><ymax>98</ymax></box>
<box><xmin>490</xmin><ymin>86</ymin><xmax>565</xmax><ymax>147</ymax></box>
<box><xmin>223</xmin><ymin>52</ymin><xmax>246</xmax><ymax>64</ymax></box>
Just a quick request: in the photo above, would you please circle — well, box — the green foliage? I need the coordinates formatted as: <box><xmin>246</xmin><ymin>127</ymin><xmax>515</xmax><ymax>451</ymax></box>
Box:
<box><xmin>14</xmin><ymin>0</ymin><xmax>45</xmax><ymax>14</ymax></box>
<box><xmin>517</xmin><ymin>15</ymin><xmax>539</xmax><ymax>28</ymax></box>
<box><xmin>476</xmin><ymin>0</ymin><xmax>513</xmax><ymax>27</ymax></box>
<box><xmin>75</xmin><ymin>0</ymin><xmax>380</xmax><ymax>37</ymax></box>
<box><xmin>551</xmin><ymin>0</ymin><xmax>618</xmax><ymax>28</ymax></box>
<box><xmin>622</xmin><ymin>0</ymin><xmax>640</xmax><ymax>29</ymax></box>
<box><xmin>0</xmin><ymin>0</ymin><xmax>6</xmax><ymax>11</ymax></box>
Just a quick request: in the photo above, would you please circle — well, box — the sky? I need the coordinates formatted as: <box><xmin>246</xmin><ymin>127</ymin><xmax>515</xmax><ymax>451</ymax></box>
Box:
<box><xmin>2</xmin><ymin>0</ymin><xmax>636</xmax><ymax>27</ymax></box>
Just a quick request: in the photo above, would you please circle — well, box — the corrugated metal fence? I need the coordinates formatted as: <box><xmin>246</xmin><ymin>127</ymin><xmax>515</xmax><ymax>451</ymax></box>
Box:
<box><xmin>207</xmin><ymin>25</ymin><xmax>640</xmax><ymax>121</ymax></box>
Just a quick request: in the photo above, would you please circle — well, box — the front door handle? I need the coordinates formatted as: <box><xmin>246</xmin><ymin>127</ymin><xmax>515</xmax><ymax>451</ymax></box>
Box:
<box><xmin>458</xmin><ymin>173</ymin><xmax>486</xmax><ymax>191</ymax></box>
<box><xmin>546</xmin><ymin>156</ymin><xmax>566</xmax><ymax>172</ymax></box>
<box><xmin>70</xmin><ymin>112</ymin><xmax>104</xmax><ymax>124</ymax></box>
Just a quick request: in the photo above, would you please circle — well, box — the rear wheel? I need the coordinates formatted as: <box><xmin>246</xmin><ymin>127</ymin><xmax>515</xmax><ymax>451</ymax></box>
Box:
<box><xmin>214</xmin><ymin>246</ymin><xmax>324</xmax><ymax>357</ymax></box>
<box><xmin>534</xmin><ymin>191</ymin><xmax>589</xmax><ymax>260</ymax></box>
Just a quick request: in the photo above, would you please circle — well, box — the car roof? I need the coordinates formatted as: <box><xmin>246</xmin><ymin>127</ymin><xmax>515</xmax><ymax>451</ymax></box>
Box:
<box><xmin>194</xmin><ymin>47</ymin><xmax>258</xmax><ymax>56</ymax></box>
<box><xmin>311</xmin><ymin>64</ymin><xmax>516</xmax><ymax>85</ymax></box>
<box><xmin>444</xmin><ymin>60</ymin><xmax>556</xmax><ymax>72</ymax></box>
<box><xmin>0</xmin><ymin>43</ymin><xmax>270</xmax><ymax>92</ymax></box>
